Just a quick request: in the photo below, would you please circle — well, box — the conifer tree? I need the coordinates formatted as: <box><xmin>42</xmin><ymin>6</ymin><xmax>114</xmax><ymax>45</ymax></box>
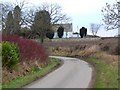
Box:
<box><xmin>13</xmin><ymin>5</ymin><xmax>21</xmax><ymax>34</ymax></box>
<box><xmin>57</xmin><ymin>26</ymin><xmax>64</xmax><ymax>38</ymax></box>
<box><xmin>32</xmin><ymin>10</ymin><xmax>51</xmax><ymax>43</ymax></box>
<box><xmin>4</xmin><ymin>11</ymin><xmax>14</xmax><ymax>34</ymax></box>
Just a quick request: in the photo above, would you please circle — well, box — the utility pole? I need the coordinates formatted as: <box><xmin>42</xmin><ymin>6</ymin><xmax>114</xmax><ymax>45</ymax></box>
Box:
<box><xmin>77</xmin><ymin>26</ymin><xmax>79</xmax><ymax>38</ymax></box>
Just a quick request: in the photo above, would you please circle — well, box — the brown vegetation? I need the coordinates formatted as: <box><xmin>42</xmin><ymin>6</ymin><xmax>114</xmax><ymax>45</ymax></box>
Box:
<box><xmin>44</xmin><ymin>37</ymin><xmax>119</xmax><ymax>88</ymax></box>
<box><xmin>44</xmin><ymin>37</ymin><xmax>119</xmax><ymax>63</ymax></box>
<box><xmin>2</xmin><ymin>59</ymin><xmax>48</xmax><ymax>84</ymax></box>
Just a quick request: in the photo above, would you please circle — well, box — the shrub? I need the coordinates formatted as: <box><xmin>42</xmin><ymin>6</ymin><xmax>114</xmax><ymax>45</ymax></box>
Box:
<box><xmin>19</xmin><ymin>27</ymin><xmax>31</xmax><ymax>38</ymax></box>
<box><xmin>99</xmin><ymin>44</ymin><xmax>109</xmax><ymax>51</ymax></box>
<box><xmin>2</xmin><ymin>41</ymin><xmax>19</xmax><ymax>69</ymax></box>
<box><xmin>2</xmin><ymin>35</ymin><xmax>48</xmax><ymax>62</ymax></box>
<box><xmin>108</xmin><ymin>45</ymin><xmax>120</xmax><ymax>55</ymax></box>
<box><xmin>102</xmin><ymin>45</ymin><xmax>109</xmax><ymax>51</ymax></box>
<box><xmin>99</xmin><ymin>42</ymin><xmax>120</xmax><ymax>55</ymax></box>
<box><xmin>46</xmin><ymin>30</ymin><xmax>54</xmax><ymax>39</ymax></box>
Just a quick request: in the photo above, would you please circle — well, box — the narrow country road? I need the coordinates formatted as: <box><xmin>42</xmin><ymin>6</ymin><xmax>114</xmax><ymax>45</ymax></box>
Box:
<box><xmin>24</xmin><ymin>56</ymin><xmax>93</xmax><ymax>88</ymax></box>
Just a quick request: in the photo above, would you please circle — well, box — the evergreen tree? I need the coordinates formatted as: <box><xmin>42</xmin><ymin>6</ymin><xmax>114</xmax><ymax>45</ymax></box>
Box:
<box><xmin>57</xmin><ymin>26</ymin><xmax>64</xmax><ymax>38</ymax></box>
<box><xmin>79</xmin><ymin>27</ymin><xmax>87</xmax><ymax>38</ymax></box>
<box><xmin>46</xmin><ymin>29</ymin><xmax>54</xmax><ymax>39</ymax></box>
<box><xmin>4</xmin><ymin>11</ymin><xmax>14</xmax><ymax>34</ymax></box>
<box><xmin>31</xmin><ymin>10</ymin><xmax>51</xmax><ymax>43</ymax></box>
<box><xmin>13</xmin><ymin>5</ymin><xmax>21</xmax><ymax>34</ymax></box>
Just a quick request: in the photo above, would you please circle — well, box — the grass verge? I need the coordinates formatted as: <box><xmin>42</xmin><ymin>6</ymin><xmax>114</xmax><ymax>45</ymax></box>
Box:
<box><xmin>2</xmin><ymin>58</ymin><xmax>61</xmax><ymax>88</ymax></box>
<box><xmin>86</xmin><ymin>57</ymin><xmax>118</xmax><ymax>88</ymax></box>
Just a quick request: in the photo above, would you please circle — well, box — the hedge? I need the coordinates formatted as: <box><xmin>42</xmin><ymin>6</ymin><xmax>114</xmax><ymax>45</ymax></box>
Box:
<box><xmin>2</xmin><ymin>41</ymin><xmax>19</xmax><ymax>69</ymax></box>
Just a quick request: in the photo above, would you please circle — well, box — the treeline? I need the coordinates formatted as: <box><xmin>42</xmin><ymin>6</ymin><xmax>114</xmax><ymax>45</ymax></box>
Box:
<box><xmin>2</xmin><ymin>2</ymin><xmax>71</xmax><ymax>43</ymax></box>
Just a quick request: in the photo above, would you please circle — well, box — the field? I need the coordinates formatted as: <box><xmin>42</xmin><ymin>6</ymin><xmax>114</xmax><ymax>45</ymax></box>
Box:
<box><xmin>43</xmin><ymin>37</ymin><xmax>119</xmax><ymax>88</ymax></box>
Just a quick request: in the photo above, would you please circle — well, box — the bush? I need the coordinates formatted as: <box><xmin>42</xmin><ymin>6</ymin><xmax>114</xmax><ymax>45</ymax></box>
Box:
<box><xmin>19</xmin><ymin>27</ymin><xmax>31</xmax><ymax>38</ymax></box>
<box><xmin>100</xmin><ymin>45</ymin><xmax>109</xmax><ymax>51</ymax></box>
<box><xmin>46</xmin><ymin>30</ymin><xmax>54</xmax><ymax>39</ymax></box>
<box><xmin>2</xmin><ymin>41</ymin><xmax>19</xmax><ymax>69</ymax></box>
<box><xmin>108</xmin><ymin>45</ymin><xmax>120</xmax><ymax>55</ymax></box>
<box><xmin>99</xmin><ymin>43</ymin><xmax>120</xmax><ymax>55</ymax></box>
<box><xmin>2</xmin><ymin>35</ymin><xmax>48</xmax><ymax>62</ymax></box>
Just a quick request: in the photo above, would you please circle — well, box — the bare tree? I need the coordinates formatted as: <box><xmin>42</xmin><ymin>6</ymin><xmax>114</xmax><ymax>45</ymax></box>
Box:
<box><xmin>90</xmin><ymin>23</ymin><xmax>101</xmax><ymax>36</ymax></box>
<box><xmin>13</xmin><ymin>0</ymin><xmax>29</xmax><ymax>10</ymax></box>
<box><xmin>38</xmin><ymin>3</ymin><xmax>71</xmax><ymax>25</ymax></box>
<box><xmin>13</xmin><ymin>0</ymin><xmax>32</xmax><ymax>26</ymax></box>
<box><xmin>23</xmin><ymin>8</ymin><xmax>36</xmax><ymax>27</ymax></box>
<box><xmin>101</xmin><ymin>1</ymin><xmax>119</xmax><ymax>30</ymax></box>
<box><xmin>2</xmin><ymin>1</ymin><xmax>71</xmax><ymax>31</ymax></box>
<box><xmin>2</xmin><ymin>2</ymin><xmax>14</xmax><ymax>30</ymax></box>
<box><xmin>24</xmin><ymin>3</ymin><xmax>71</xmax><ymax>30</ymax></box>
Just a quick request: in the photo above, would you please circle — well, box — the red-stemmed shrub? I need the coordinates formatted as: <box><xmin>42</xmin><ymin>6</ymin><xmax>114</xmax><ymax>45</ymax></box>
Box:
<box><xmin>2</xmin><ymin>35</ymin><xmax>48</xmax><ymax>62</ymax></box>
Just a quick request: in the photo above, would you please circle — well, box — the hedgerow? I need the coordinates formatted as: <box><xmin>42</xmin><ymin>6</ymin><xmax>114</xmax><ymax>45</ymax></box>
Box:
<box><xmin>2</xmin><ymin>35</ymin><xmax>48</xmax><ymax>62</ymax></box>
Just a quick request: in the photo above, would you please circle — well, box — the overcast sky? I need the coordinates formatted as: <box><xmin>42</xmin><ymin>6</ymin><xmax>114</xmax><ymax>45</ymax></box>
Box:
<box><xmin>1</xmin><ymin>0</ymin><xmax>118</xmax><ymax>37</ymax></box>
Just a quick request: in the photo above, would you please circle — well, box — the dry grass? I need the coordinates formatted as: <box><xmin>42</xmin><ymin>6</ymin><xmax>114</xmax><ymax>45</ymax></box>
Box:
<box><xmin>2</xmin><ymin>60</ymin><xmax>47</xmax><ymax>84</ymax></box>
<box><xmin>44</xmin><ymin>37</ymin><xmax>119</xmax><ymax>56</ymax></box>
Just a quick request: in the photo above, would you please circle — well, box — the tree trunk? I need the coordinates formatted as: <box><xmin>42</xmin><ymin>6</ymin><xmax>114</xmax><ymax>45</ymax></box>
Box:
<box><xmin>41</xmin><ymin>38</ymin><xmax>44</xmax><ymax>43</ymax></box>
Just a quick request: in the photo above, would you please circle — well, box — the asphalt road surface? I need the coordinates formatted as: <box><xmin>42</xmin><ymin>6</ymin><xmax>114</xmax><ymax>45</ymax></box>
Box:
<box><xmin>24</xmin><ymin>56</ymin><xmax>93</xmax><ymax>88</ymax></box>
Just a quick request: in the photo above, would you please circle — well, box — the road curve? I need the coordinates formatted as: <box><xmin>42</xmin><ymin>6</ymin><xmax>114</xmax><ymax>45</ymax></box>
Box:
<box><xmin>24</xmin><ymin>56</ymin><xmax>93</xmax><ymax>88</ymax></box>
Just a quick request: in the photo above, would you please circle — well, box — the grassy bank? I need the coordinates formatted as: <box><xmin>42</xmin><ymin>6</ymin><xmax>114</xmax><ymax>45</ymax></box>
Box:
<box><xmin>2</xmin><ymin>58</ymin><xmax>61</xmax><ymax>88</ymax></box>
<box><xmin>86</xmin><ymin>57</ymin><xmax>118</xmax><ymax>88</ymax></box>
